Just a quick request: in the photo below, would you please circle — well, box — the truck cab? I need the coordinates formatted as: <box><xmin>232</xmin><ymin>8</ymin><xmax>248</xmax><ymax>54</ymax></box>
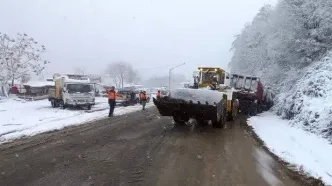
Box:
<box><xmin>49</xmin><ymin>74</ymin><xmax>95</xmax><ymax>110</ymax></box>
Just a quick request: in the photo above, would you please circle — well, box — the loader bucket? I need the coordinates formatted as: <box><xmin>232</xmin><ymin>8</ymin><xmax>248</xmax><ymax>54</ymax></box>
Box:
<box><xmin>153</xmin><ymin>97</ymin><xmax>220</xmax><ymax>121</ymax></box>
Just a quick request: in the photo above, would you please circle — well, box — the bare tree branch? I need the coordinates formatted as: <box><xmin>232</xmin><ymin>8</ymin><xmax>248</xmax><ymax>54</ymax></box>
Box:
<box><xmin>0</xmin><ymin>33</ymin><xmax>50</xmax><ymax>86</ymax></box>
<box><xmin>105</xmin><ymin>61</ymin><xmax>140</xmax><ymax>88</ymax></box>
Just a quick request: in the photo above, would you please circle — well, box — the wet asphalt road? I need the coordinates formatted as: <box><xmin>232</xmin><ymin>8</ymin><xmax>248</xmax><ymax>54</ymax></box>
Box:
<box><xmin>0</xmin><ymin>107</ymin><xmax>303</xmax><ymax>186</ymax></box>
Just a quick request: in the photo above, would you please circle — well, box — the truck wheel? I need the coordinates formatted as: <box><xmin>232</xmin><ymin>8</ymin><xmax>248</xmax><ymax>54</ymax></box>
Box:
<box><xmin>257</xmin><ymin>103</ymin><xmax>264</xmax><ymax>113</ymax></box>
<box><xmin>59</xmin><ymin>100</ymin><xmax>66</xmax><ymax>109</ymax></box>
<box><xmin>249</xmin><ymin>102</ymin><xmax>258</xmax><ymax>116</ymax></box>
<box><xmin>87</xmin><ymin>105</ymin><xmax>92</xmax><ymax>110</ymax></box>
<box><xmin>51</xmin><ymin>99</ymin><xmax>56</xmax><ymax>108</ymax></box>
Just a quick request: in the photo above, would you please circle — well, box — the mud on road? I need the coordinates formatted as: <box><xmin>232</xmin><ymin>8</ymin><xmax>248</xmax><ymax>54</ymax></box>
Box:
<box><xmin>0</xmin><ymin>107</ymin><xmax>305</xmax><ymax>186</ymax></box>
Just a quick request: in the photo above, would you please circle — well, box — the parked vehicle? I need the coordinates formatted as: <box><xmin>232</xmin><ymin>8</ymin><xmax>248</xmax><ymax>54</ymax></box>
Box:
<box><xmin>116</xmin><ymin>89</ymin><xmax>140</xmax><ymax>106</ymax></box>
<box><xmin>48</xmin><ymin>74</ymin><xmax>95</xmax><ymax>110</ymax></box>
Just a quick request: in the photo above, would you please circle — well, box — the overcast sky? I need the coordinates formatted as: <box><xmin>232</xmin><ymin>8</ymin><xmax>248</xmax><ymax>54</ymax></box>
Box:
<box><xmin>0</xmin><ymin>0</ymin><xmax>276</xmax><ymax>80</ymax></box>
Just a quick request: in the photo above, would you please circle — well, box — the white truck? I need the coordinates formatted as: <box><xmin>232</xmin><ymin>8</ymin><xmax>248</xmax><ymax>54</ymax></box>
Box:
<box><xmin>48</xmin><ymin>74</ymin><xmax>95</xmax><ymax>110</ymax></box>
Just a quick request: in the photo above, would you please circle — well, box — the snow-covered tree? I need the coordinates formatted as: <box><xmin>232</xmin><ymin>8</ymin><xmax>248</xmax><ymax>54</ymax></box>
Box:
<box><xmin>74</xmin><ymin>67</ymin><xmax>86</xmax><ymax>75</ymax></box>
<box><xmin>0</xmin><ymin>33</ymin><xmax>50</xmax><ymax>86</ymax></box>
<box><xmin>229</xmin><ymin>0</ymin><xmax>332</xmax><ymax>91</ymax></box>
<box><xmin>229</xmin><ymin>0</ymin><xmax>332</xmax><ymax>139</ymax></box>
<box><xmin>105</xmin><ymin>61</ymin><xmax>140</xmax><ymax>88</ymax></box>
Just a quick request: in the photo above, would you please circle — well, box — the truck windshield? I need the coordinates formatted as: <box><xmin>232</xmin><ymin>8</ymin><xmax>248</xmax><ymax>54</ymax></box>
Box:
<box><xmin>66</xmin><ymin>84</ymin><xmax>93</xmax><ymax>93</ymax></box>
<box><xmin>250</xmin><ymin>80</ymin><xmax>258</xmax><ymax>92</ymax></box>
<box><xmin>234</xmin><ymin>77</ymin><xmax>245</xmax><ymax>89</ymax></box>
<box><xmin>245</xmin><ymin>78</ymin><xmax>251</xmax><ymax>90</ymax></box>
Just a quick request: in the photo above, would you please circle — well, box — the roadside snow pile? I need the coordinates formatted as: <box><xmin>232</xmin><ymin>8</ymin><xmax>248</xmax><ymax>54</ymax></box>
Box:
<box><xmin>170</xmin><ymin>88</ymin><xmax>223</xmax><ymax>103</ymax></box>
<box><xmin>275</xmin><ymin>52</ymin><xmax>332</xmax><ymax>140</ymax></box>
<box><xmin>248</xmin><ymin>112</ymin><xmax>332</xmax><ymax>185</ymax></box>
<box><xmin>0</xmin><ymin>97</ymin><xmax>153</xmax><ymax>143</ymax></box>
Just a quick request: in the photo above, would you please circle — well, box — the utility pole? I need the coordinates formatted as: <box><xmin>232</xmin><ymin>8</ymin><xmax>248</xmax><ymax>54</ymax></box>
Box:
<box><xmin>169</xmin><ymin>62</ymin><xmax>186</xmax><ymax>93</ymax></box>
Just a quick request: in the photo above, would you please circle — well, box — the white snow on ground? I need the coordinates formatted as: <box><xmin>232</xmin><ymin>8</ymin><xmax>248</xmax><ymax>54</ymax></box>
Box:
<box><xmin>248</xmin><ymin>112</ymin><xmax>332</xmax><ymax>185</ymax></box>
<box><xmin>0</xmin><ymin>97</ymin><xmax>154</xmax><ymax>144</ymax></box>
<box><xmin>170</xmin><ymin>88</ymin><xmax>223</xmax><ymax>103</ymax></box>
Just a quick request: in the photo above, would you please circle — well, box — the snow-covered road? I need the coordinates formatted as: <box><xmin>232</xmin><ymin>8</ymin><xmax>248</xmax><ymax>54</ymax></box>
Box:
<box><xmin>0</xmin><ymin>97</ymin><xmax>154</xmax><ymax>144</ymax></box>
<box><xmin>248</xmin><ymin>112</ymin><xmax>332</xmax><ymax>185</ymax></box>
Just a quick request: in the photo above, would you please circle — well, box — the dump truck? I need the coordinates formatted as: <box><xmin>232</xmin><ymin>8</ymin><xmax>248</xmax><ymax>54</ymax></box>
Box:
<box><xmin>230</xmin><ymin>74</ymin><xmax>274</xmax><ymax>115</ymax></box>
<box><xmin>48</xmin><ymin>74</ymin><xmax>95</xmax><ymax>110</ymax></box>
<box><xmin>153</xmin><ymin>67</ymin><xmax>274</xmax><ymax>128</ymax></box>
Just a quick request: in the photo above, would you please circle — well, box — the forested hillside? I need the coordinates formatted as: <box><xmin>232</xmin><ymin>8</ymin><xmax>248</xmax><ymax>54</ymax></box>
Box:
<box><xmin>229</xmin><ymin>0</ymin><xmax>332</xmax><ymax>139</ymax></box>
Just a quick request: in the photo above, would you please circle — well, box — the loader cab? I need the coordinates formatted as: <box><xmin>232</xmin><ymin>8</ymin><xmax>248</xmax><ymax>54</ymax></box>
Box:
<box><xmin>197</xmin><ymin>67</ymin><xmax>227</xmax><ymax>88</ymax></box>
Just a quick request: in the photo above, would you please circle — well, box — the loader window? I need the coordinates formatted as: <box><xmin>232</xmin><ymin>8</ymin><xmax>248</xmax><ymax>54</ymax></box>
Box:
<box><xmin>220</xmin><ymin>72</ymin><xmax>225</xmax><ymax>84</ymax></box>
<box><xmin>201</xmin><ymin>71</ymin><xmax>217</xmax><ymax>83</ymax></box>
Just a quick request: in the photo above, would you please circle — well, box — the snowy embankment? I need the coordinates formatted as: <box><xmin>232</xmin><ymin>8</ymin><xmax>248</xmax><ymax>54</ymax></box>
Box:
<box><xmin>248</xmin><ymin>112</ymin><xmax>332</xmax><ymax>185</ymax></box>
<box><xmin>247</xmin><ymin>53</ymin><xmax>332</xmax><ymax>185</ymax></box>
<box><xmin>0</xmin><ymin>97</ymin><xmax>154</xmax><ymax>144</ymax></box>
<box><xmin>275</xmin><ymin>51</ymin><xmax>332</xmax><ymax>141</ymax></box>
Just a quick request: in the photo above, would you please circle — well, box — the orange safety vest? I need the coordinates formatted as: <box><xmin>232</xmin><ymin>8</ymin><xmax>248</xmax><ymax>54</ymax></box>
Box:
<box><xmin>141</xmin><ymin>93</ymin><xmax>147</xmax><ymax>100</ymax></box>
<box><xmin>108</xmin><ymin>90</ymin><xmax>116</xmax><ymax>100</ymax></box>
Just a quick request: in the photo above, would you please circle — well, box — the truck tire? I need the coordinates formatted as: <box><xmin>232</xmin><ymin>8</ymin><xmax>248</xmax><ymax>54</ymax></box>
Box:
<box><xmin>59</xmin><ymin>100</ymin><xmax>66</xmax><ymax>109</ymax></box>
<box><xmin>87</xmin><ymin>105</ymin><xmax>92</xmax><ymax>110</ymax></box>
<box><xmin>51</xmin><ymin>99</ymin><xmax>56</xmax><ymax>108</ymax></box>
<box><xmin>249</xmin><ymin>102</ymin><xmax>258</xmax><ymax>116</ymax></box>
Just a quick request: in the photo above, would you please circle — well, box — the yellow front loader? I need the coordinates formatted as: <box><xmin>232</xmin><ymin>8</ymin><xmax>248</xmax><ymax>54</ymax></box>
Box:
<box><xmin>153</xmin><ymin>67</ymin><xmax>239</xmax><ymax>128</ymax></box>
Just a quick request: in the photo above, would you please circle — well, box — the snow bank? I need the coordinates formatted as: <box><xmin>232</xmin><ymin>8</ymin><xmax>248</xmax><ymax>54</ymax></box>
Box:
<box><xmin>248</xmin><ymin>112</ymin><xmax>332</xmax><ymax>185</ymax></box>
<box><xmin>170</xmin><ymin>88</ymin><xmax>223</xmax><ymax>103</ymax></box>
<box><xmin>275</xmin><ymin>51</ymin><xmax>332</xmax><ymax>140</ymax></box>
<box><xmin>23</xmin><ymin>81</ymin><xmax>54</xmax><ymax>87</ymax></box>
<box><xmin>0</xmin><ymin>97</ymin><xmax>153</xmax><ymax>143</ymax></box>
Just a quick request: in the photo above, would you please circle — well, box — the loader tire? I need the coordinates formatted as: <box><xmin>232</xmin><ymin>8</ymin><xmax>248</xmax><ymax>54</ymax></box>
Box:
<box><xmin>213</xmin><ymin>101</ymin><xmax>227</xmax><ymax>128</ymax></box>
<box><xmin>197</xmin><ymin>119</ymin><xmax>208</xmax><ymax>126</ymax></box>
<box><xmin>212</xmin><ymin>113</ymin><xmax>226</xmax><ymax>128</ymax></box>
<box><xmin>173</xmin><ymin>115</ymin><xmax>186</xmax><ymax>126</ymax></box>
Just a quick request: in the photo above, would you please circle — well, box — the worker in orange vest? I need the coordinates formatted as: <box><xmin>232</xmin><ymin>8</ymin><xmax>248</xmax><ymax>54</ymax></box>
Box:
<box><xmin>156</xmin><ymin>90</ymin><xmax>161</xmax><ymax>99</ymax></box>
<box><xmin>107</xmin><ymin>86</ymin><xmax>118</xmax><ymax>117</ymax></box>
<box><xmin>138</xmin><ymin>91</ymin><xmax>142</xmax><ymax>104</ymax></box>
<box><xmin>140</xmin><ymin>91</ymin><xmax>147</xmax><ymax>110</ymax></box>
